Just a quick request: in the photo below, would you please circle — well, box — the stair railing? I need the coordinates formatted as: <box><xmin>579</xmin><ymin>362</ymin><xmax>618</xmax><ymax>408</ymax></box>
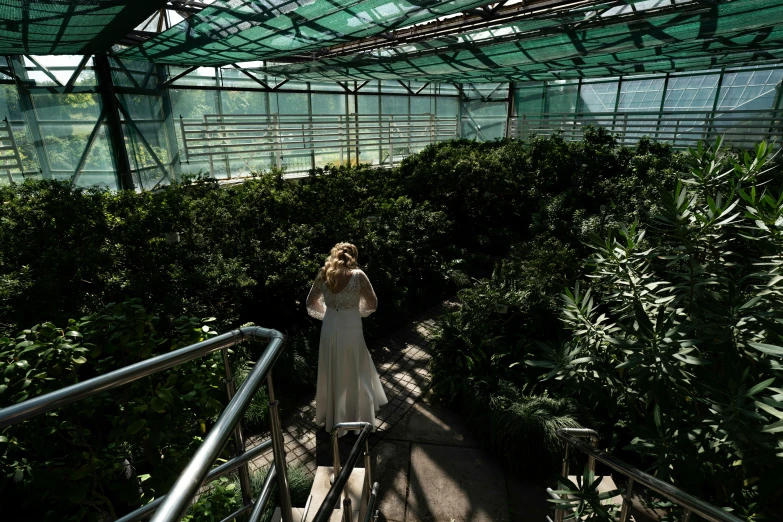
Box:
<box><xmin>313</xmin><ymin>422</ymin><xmax>379</xmax><ymax>522</ymax></box>
<box><xmin>551</xmin><ymin>428</ymin><xmax>744</xmax><ymax>522</ymax></box>
<box><xmin>0</xmin><ymin>326</ymin><xmax>295</xmax><ymax>522</ymax></box>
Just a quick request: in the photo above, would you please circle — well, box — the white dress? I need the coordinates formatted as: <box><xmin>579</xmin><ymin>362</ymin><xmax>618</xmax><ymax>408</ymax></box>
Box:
<box><xmin>306</xmin><ymin>269</ymin><xmax>388</xmax><ymax>433</ymax></box>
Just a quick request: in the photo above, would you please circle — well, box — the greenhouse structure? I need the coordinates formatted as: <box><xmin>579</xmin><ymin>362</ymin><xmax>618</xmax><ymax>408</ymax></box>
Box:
<box><xmin>2</xmin><ymin>1</ymin><xmax>783</xmax><ymax>522</ymax></box>
<box><xmin>0</xmin><ymin>0</ymin><xmax>780</xmax><ymax>190</ymax></box>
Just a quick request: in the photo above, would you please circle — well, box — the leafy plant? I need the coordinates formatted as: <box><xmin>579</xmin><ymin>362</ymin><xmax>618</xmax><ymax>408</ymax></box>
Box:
<box><xmin>528</xmin><ymin>138</ymin><xmax>783</xmax><ymax>516</ymax></box>
<box><xmin>549</xmin><ymin>466</ymin><xmax>623</xmax><ymax>521</ymax></box>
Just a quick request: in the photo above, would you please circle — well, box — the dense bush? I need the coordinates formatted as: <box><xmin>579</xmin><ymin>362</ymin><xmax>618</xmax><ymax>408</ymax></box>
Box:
<box><xmin>431</xmin><ymin>137</ymin><xmax>783</xmax><ymax>518</ymax></box>
<box><xmin>0</xmin><ymin>300</ymin><xmax>227</xmax><ymax>520</ymax></box>
<box><xmin>429</xmin><ymin>131</ymin><xmax>684</xmax><ymax>476</ymax></box>
<box><xmin>184</xmin><ymin>465</ymin><xmax>313</xmax><ymax>522</ymax></box>
<box><xmin>539</xmin><ymin>141</ymin><xmax>783</xmax><ymax>517</ymax></box>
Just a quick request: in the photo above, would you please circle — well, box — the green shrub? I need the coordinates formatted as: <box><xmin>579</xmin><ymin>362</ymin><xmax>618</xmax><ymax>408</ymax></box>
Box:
<box><xmin>184</xmin><ymin>465</ymin><xmax>314</xmax><ymax>522</ymax></box>
<box><xmin>526</xmin><ymin>139</ymin><xmax>783</xmax><ymax>516</ymax></box>
<box><xmin>0</xmin><ymin>301</ymin><xmax>227</xmax><ymax>521</ymax></box>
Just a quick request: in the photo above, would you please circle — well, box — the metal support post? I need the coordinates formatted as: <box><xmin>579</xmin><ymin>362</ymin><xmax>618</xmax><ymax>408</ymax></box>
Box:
<box><xmin>354</xmin><ymin>82</ymin><xmax>360</xmax><ymax>163</ymax></box>
<box><xmin>307</xmin><ymin>85</ymin><xmax>315</xmax><ymax>171</ymax></box>
<box><xmin>343</xmin><ymin>498</ymin><xmax>353</xmax><ymax>522</ymax></box>
<box><xmin>618</xmin><ymin>478</ymin><xmax>635</xmax><ymax>522</ymax></box>
<box><xmin>221</xmin><ymin>348</ymin><xmax>252</xmax><ymax>506</ymax></box>
<box><xmin>273</xmin><ymin>114</ymin><xmax>282</xmax><ymax>169</ymax></box>
<box><xmin>708</xmin><ymin>68</ymin><xmax>725</xmax><ymax>144</ymax></box>
<box><xmin>364</xmin><ymin>438</ymin><xmax>372</xmax><ymax>502</ymax></box>
<box><xmin>205</xmin><ymin>115</ymin><xmax>215</xmax><ymax>176</ymax></box>
<box><xmin>505</xmin><ymin>82</ymin><xmax>515</xmax><ymax>139</ymax></box>
<box><xmin>9</xmin><ymin>55</ymin><xmax>51</xmax><ymax>179</ymax></box>
<box><xmin>179</xmin><ymin>116</ymin><xmax>190</xmax><ymax>164</ymax></box>
<box><xmin>94</xmin><ymin>54</ymin><xmax>134</xmax><ymax>191</ymax></box>
<box><xmin>157</xmin><ymin>64</ymin><xmax>181</xmax><ymax>182</ymax></box>
<box><xmin>267</xmin><ymin>373</ymin><xmax>294</xmax><ymax>522</ymax></box>
<box><xmin>388</xmin><ymin>121</ymin><xmax>394</xmax><ymax>168</ymax></box>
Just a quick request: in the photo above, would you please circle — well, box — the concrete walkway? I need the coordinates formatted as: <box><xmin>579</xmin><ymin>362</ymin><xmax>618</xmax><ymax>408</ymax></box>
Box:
<box><xmin>247</xmin><ymin>304</ymin><xmax>552</xmax><ymax>521</ymax></box>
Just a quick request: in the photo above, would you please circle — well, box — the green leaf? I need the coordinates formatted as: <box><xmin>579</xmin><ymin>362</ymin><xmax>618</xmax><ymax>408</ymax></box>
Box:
<box><xmin>151</xmin><ymin>396</ymin><xmax>167</xmax><ymax>413</ymax></box>
<box><xmin>747</xmin><ymin>378</ymin><xmax>775</xmax><ymax>397</ymax></box>
<box><xmin>127</xmin><ymin>419</ymin><xmax>147</xmax><ymax>435</ymax></box>
<box><xmin>748</xmin><ymin>342</ymin><xmax>783</xmax><ymax>356</ymax></box>
<box><xmin>71</xmin><ymin>356</ymin><xmax>87</xmax><ymax>365</ymax></box>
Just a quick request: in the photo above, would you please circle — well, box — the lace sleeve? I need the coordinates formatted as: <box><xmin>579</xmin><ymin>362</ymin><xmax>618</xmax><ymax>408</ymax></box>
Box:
<box><xmin>357</xmin><ymin>270</ymin><xmax>378</xmax><ymax>317</ymax></box>
<box><xmin>306</xmin><ymin>277</ymin><xmax>326</xmax><ymax>320</ymax></box>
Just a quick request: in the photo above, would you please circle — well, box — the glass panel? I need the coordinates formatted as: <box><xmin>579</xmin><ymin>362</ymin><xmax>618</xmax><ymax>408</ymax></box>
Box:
<box><xmin>617</xmin><ymin>78</ymin><xmax>665</xmax><ymax>112</ymax></box>
<box><xmin>717</xmin><ymin>68</ymin><xmax>783</xmax><ymax>111</ymax></box>
<box><xmin>515</xmin><ymin>82</ymin><xmax>544</xmax><ymax>117</ymax></box>
<box><xmin>545</xmin><ymin>80</ymin><xmax>579</xmax><ymax>114</ymax></box>
<box><xmin>578</xmin><ymin>80</ymin><xmax>618</xmax><ymax>113</ymax></box>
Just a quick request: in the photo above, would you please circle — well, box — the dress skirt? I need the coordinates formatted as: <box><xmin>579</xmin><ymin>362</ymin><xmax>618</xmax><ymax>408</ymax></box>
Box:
<box><xmin>315</xmin><ymin>307</ymin><xmax>388</xmax><ymax>433</ymax></box>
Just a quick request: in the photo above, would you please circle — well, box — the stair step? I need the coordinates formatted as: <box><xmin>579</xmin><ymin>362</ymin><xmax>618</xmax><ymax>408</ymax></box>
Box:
<box><xmin>270</xmin><ymin>466</ymin><xmax>368</xmax><ymax>522</ymax></box>
<box><xmin>270</xmin><ymin>506</ymin><xmax>360</xmax><ymax>522</ymax></box>
<box><xmin>309</xmin><ymin>466</ymin><xmax>367</xmax><ymax>520</ymax></box>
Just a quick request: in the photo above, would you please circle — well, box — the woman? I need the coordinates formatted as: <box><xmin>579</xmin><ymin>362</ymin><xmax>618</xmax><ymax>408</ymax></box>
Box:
<box><xmin>306</xmin><ymin>242</ymin><xmax>388</xmax><ymax>435</ymax></box>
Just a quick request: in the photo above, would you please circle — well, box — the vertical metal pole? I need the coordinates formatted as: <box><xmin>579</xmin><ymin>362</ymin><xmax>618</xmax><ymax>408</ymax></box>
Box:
<box><xmin>588</xmin><ymin>437</ymin><xmax>597</xmax><ymax>474</ymax></box>
<box><xmin>339</xmin><ymin>115</ymin><xmax>344</xmax><ymax>166</ymax></box>
<box><xmin>612</xmin><ymin>77</ymin><xmax>623</xmax><ymax>134</ymax></box>
<box><xmin>5</xmin><ymin>118</ymin><xmax>23</xmax><ymax>182</ymax></box>
<box><xmin>343</xmin><ymin>498</ymin><xmax>353</xmax><ymax>522</ymax></box>
<box><xmin>331</xmin><ymin>429</ymin><xmax>342</xmax><ymax>484</ymax></box>
<box><xmin>221</xmin><ymin>348</ymin><xmax>252</xmax><ymax>506</ymax></box>
<box><xmin>388</xmin><ymin>121</ymin><xmax>393</xmax><ymax>168</ymax></box>
<box><xmin>94</xmin><ymin>54</ymin><xmax>135</xmax><ymax>191</ymax></box>
<box><xmin>354</xmin><ymin>81</ymin><xmax>360</xmax><ymax>163</ymax></box>
<box><xmin>767</xmin><ymin>81</ymin><xmax>783</xmax><ymax>142</ymax></box>
<box><xmin>273</xmin><ymin>114</ymin><xmax>282</xmax><ymax>170</ymax></box>
<box><xmin>655</xmin><ymin>73</ymin><xmax>670</xmax><ymax>140</ymax></box>
<box><xmin>555</xmin><ymin>442</ymin><xmax>568</xmax><ymax>522</ymax></box>
<box><xmin>406</xmin><ymin>83</ymin><xmax>411</xmax><ymax>154</ymax></box>
<box><xmin>344</xmin><ymin>88</ymin><xmax>350</xmax><ymax>166</ymax></box>
<box><xmin>618</xmin><ymin>477</ymin><xmax>634</xmax><ymax>522</ymax></box>
<box><xmin>9</xmin><ymin>55</ymin><xmax>51</xmax><ymax>179</ymax></box>
<box><xmin>505</xmin><ymin>82</ymin><xmax>515</xmax><ymax>139</ymax></box>
<box><xmin>457</xmin><ymin>83</ymin><xmax>463</xmax><ymax>139</ymax></box>
<box><xmin>307</xmin><ymin>83</ymin><xmax>315</xmax><ymax>171</ymax></box>
<box><xmin>364</xmin><ymin>438</ymin><xmax>372</xmax><ymax>506</ymax></box>
<box><xmin>682</xmin><ymin>508</ymin><xmax>692</xmax><ymax>522</ymax></box>
<box><xmin>708</xmin><ymin>68</ymin><xmax>725</xmax><ymax>145</ymax></box>
<box><xmin>267</xmin><ymin>373</ymin><xmax>293</xmax><ymax>522</ymax></box>
<box><xmin>215</xmin><ymin>66</ymin><xmax>230</xmax><ymax>177</ymax></box>
<box><xmin>205</xmin><ymin>114</ymin><xmax>215</xmax><ymax>176</ymax></box>
<box><xmin>156</xmin><ymin>64</ymin><xmax>181</xmax><ymax>182</ymax></box>
<box><xmin>264</xmin><ymin>63</ymin><xmax>274</xmax><ymax>169</ymax></box>
<box><xmin>179</xmin><ymin>116</ymin><xmax>190</xmax><ymax>164</ymax></box>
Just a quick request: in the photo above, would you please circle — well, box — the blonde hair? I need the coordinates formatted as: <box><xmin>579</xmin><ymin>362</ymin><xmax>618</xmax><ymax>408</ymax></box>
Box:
<box><xmin>318</xmin><ymin>242</ymin><xmax>359</xmax><ymax>293</ymax></box>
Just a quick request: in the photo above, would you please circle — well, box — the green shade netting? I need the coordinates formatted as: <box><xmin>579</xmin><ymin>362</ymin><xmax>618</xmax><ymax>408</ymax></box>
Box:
<box><xmin>116</xmin><ymin>0</ymin><xmax>501</xmax><ymax>66</ymax></box>
<box><xmin>259</xmin><ymin>0</ymin><xmax>783</xmax><ymax>82</ymax></box>
<box><xmin>0</xmin><ymin>0</ymin><xmax>166</xmax><ymax>55</ymax></box>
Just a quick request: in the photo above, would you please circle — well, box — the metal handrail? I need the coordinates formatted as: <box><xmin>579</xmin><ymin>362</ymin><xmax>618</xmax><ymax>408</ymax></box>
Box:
<box><xmin>0</xmin><ymin>327</ymin><xmax>274</xmax><ymax>427</ymax></box>
<box><xmin>115</xmin><ymin>439</ymin><xmax>274</xmax><ymax>522</ymax></box>
<box><xmin>313</xmin><ymin>422</ymin><xmax>373</xmax><ymax>522</ymax></box>
<box><xmin>556</xmin><ymin>429</ymin><xmax>744</xmax><ymax>522</ymax></box>
<box><xmin>0</xmin><ymin>326</ymin><xmax>295</xmax><ymax>522</ymax></box>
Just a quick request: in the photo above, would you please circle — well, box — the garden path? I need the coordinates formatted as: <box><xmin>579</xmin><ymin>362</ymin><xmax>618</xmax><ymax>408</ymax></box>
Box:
<box><xmin>245</xmin><ymin>303</ymin><xmax>552</xmax><ymax>522</ymax></box>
